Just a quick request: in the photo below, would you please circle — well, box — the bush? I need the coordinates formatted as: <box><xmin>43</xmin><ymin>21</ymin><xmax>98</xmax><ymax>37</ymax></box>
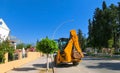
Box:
<box><xmin>86</xmin><ymin>52</ymin><xmax>95</xmax><ymax>56</ymax></box>
<box><xmin>8</xmin><ymin>48</ymin><xmax>14</xmax><ymax>61</ymax></box>
<box><xmin>0</xmin><ymin>51</ymin><xmax>5</xmax><ymax>63</ymax></box>
<box><xmin>0</xmin><ymin>40</ymin><xmax>14</xmax><ymax>63</ymax></box>
<box><xmin>114</xmin><ymin>52</ymin><xmax>120</xmax><ymax>55</ymax></box>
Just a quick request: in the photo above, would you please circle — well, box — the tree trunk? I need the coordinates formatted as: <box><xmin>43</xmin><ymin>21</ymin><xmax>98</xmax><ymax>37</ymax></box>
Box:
<box><xmin>47</xmin><ymin>54</ymin><xmax>49</xmax><ymax>71</ymax></box>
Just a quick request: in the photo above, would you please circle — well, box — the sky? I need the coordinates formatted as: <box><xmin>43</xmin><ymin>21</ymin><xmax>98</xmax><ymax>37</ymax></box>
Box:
<box><xmin>0</xmin><ymin>0</ymin><xmax>120</xmax><ymax>44</ymax></box>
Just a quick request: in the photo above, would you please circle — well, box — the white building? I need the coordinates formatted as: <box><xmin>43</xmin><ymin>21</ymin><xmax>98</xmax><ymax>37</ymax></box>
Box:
<box><xmin>0</xmin><ymin>18</ymin><xmax>10</xmax><ymax>42</ymax></box>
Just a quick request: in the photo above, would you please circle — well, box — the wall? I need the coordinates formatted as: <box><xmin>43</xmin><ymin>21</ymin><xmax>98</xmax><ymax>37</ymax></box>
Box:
<box><xmin>0</xmin><ymin>52</ymin><xmax>41</xmax><ymax>73</ymax></box>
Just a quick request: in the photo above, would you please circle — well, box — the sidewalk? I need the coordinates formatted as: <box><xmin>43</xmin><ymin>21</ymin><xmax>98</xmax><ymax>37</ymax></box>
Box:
<box><xmin>6</xmin><ymin>57</ymin><xmax>48</xmax><ymax>73</ymax></box>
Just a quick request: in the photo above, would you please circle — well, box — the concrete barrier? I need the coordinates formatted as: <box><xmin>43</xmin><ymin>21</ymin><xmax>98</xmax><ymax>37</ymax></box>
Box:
<box><xmin>0</xmin><ymin>52</ymin><xmax>41</xmax><ymax>73</ymax></box>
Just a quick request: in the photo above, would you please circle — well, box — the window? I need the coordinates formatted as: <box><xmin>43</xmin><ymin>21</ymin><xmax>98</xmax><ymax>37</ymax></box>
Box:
<box><xmin>0</xmin><ymin>22</ymin><xmax>2</xmax><ymax>25</ymax></box>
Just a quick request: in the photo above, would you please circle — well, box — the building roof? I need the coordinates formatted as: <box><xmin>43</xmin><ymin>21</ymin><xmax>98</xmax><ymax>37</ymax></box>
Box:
<box><xmin>0</xmin><ymin>18</ymin><xmax>10</xmax><ymax>42</ymax></box>
<box><xmin>0</xmin><ymin>18</ymin><xmax>10</xmax><ymax>31</ymax></box>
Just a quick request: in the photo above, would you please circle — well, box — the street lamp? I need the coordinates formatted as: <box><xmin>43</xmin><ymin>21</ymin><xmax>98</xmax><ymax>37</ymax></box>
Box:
<box><xmin>52</xmin><ymin>19</ymin><xmax>74</xmax><ymax>39</ymax></box>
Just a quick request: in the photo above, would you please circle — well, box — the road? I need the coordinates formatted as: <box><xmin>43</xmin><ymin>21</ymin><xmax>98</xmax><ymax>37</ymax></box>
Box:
<box><xmin>7</xmin><ymin>57</ymin><xmax>120</xmax><ymax>73</ymax></box>
<box><xmin>7</xmin><ymin>57</ymin><xmax>47</xmax><ymax>73</ymax></box>
<box><xmin>55</xmin><ymin>57</ymin><xmax>120</xmax><ymax>73</ymax></box>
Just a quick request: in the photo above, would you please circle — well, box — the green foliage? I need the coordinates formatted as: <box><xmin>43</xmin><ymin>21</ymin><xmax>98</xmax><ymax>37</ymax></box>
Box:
<box><xmin>0</xmin><ymin>40</ymin><xmax>14</xmax><ymax>63</ymax></box>
<box><xmin>77</xmin><ymin>29</ymin><xmax>87</xmax><ymax>51</ymax></box>
<box><xmin>8</xmin><ymin>48</ymin><xmax>14</xmax><ymax>61</ymax></box>
<box><xmin>0</xmin><ymin>51</ymin><xmax>5</xmax><ymax>63</ymax></box>
<box><xmin>25</xmin><ymin>44</ymin><xmax>32</xmax><ymax>49</ymax></box>
<box><xmin>86</xmin><ymin>52</ymin><xmax>94</xmax><ymax>56</ymax></box>
<box><xmin>36</xmin><ymin>37</ymin><xmax>58</xmax><ymax>54</ymax></box>
<box><xmin>87</xmin><ymin>19</ymin><xmax>93</xmax><ymax>47</ymax></box>
<box><xmin>88</xmin><ymin>1</ymin><xmax>120</xmax><ymax>50</ymax></box>
<box><xmin>0</xmin><ymin>40</ymin><xmax>10</xmax><ymax>51</ymax></box>
<box><xmin>102</xmin><ymin>1</ymin><xmax>107</xmax><ymax>10</ymax></box>
<box><xmin>108</xmin><ymin>39</ymin><xmax>114</xmax><ymax>48</ymax></box>
<box><xmin>77</xmin><ymin>29</ymin><xmax>83</xmax><ymax>43</ymax></box>
<box><xmin>16</xmin><ymin>43</ymin><xmax>25</xmax><ymax>49</ymax></box>
<box><xmin>114</xmin><ymin>52</ymin><xmax>120</xmax><ymax>55</ymax></box>
<box><xmin>16</xmin><ymin>43</ymin><xmax>33</xmax><ymax>50</ymax></box>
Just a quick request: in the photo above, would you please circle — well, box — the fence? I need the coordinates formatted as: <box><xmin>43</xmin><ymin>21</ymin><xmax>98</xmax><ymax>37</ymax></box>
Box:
<box><xmin>0</xmin><ymin>52</ymin><xmax>41</xmax><ymax>73</ymax></box>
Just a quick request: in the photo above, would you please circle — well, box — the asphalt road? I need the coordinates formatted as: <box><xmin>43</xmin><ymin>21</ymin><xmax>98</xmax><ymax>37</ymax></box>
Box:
<box><xmin>55</xmin><ymin>57</ymin><xmax>120</xmax><ymax>73</ymax></box>
<box><xmin>7</xmin><ymin>56</ymin><xmax>120</xmax><ymax>73</ymax></box>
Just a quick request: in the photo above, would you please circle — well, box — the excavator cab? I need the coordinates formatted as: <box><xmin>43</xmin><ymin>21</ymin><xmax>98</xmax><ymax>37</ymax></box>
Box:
<box><xmin>54</xmin><ymin>30</ymin><xmax>84</xmax><ymax>66</ymax></box>
<box><xmin>58</xmin><ymin>38</ymin><xmax>69</xmax><ymax>54</ymax></box>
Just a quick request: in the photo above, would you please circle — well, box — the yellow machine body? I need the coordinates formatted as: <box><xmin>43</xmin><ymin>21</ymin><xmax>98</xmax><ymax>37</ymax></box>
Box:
<box><xmin>55</xmin><ymin>30</ymin><xmax>84</xmax><ymax>65</ymax></box>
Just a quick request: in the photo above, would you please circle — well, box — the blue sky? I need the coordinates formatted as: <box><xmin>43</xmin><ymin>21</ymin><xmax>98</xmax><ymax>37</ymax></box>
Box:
<box><xmin>0</xmin><ymin>0</ymin><xmax>119</xmax><ymax>44</ymax></box>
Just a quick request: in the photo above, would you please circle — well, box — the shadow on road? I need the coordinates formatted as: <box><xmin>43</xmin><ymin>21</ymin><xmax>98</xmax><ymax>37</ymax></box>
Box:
<box><xmin>83</xmin><ymin>57</ymin><xmax>110</xmax><ymax>60</ymax></box>
<box><xmin>12</xmin><ymin>67</ymin><xmax>36</xmax><ymax>71</ymax></box>
<box><xmin>33</xmin><ymin>62</ymin><xmax>74</xmax><ymax>68</ymax></box>
<box><xmin>33</xmin><ymin>62</ymin><xmax>54</xmax><ymax>68</ymax></box>
<box><xmin>12</xmin><ymin>62</ymin><xmax>54</xmax><ymax>72</ymax></box>
<box><xmin>55</xmin><ymin>63</ymin><xmax>74</xmax><ymax>68</ymax></box>
<box><xmin>87</xmin><ymin>62</ymin><xmax>120</xmax><ymax>70</ymax></box>
<box><xmin>83</xmin><ymin>58</ymin><xmax>102</xmax><ymax>60</ymax></box>
<box><xmin>33</xmin><ymin>63</ymin><xmax>47</xmax><ymax>68</ymax></box>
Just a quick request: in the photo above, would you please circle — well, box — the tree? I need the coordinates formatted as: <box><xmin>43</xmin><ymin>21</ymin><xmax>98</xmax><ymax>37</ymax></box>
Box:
<box><xmin>16</xmin><ymin>43</ymin><xmax>25</xmax><ymax>49</ymax></box>
<box><xmin>0</xmin><ymin>40</ymin><xmax>10</xmax><ymax>63</ymax></box>
<box><xmin>109</xmin><ymin>4</ymin><xmax>118</xmax><ymax>49</ymax></box>
<box><xmin>77</xmin><ymin>29</ymin><xmax>86</xmax><ymax>51</ymax></box>
<box><xmin>36</xmin><ymin>37</ymin><xmax>58</xmax><ymax>70</ymax></box>
<box><xmin>0</xmin><ymin>39</ymin><xmax>14</xmax><ymax>63</ymax></box>
<box><xmin>87</xmin><ymin>19</ymin><xmax>92</xmax><ymax>47</ymax></box>
<box><xmin>87</xmin><ymin>1</ymin><xmax>120</xmax><ymax>52</ymax></box>
<box><xmin>108</xmin><ymin>38</ymin><xmax>114</xmax><ymax>48</ymax></box>
<box><xmin>25</xmin><ymin>44</ymin><xmax>32</xmax><ymax>49</ymax></box>
<box><xmin>102</xmin><ymin>1</ymin><xmax>107</xmax><ymax>10</ymax></box>
<box><xmin>77</xmin><ymin>29</ymin><xmax>82</xmax><ymax>44</ymax></box>
<box><xmin>87</xmin><ymin>1</ymin><xmax>120</xmax><ymax>54</ymax></box>
<box><xmin>116</xmin><ymin>2</ymin><xmax>120</xmax><ymax>49</ymax></box>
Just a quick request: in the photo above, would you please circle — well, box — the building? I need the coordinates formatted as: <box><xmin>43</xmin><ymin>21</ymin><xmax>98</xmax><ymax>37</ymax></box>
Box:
<box><xmin>0</xmin><ymin>18</ymin><xmax>23</xmax><ymax>49</ymax></box>
<box><xmin>9</xmin><ymin>35</ymin><xmax>23</xmax><ymax>49</ymax></box>
<box><xmin>0</xmin><ymin>18</ymin><xmax>10</xmax><ymax>42</ymax></box>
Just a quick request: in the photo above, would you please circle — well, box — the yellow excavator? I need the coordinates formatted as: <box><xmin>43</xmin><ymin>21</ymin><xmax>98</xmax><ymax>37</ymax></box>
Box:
<box><xmin>54</xmin><ymin>30</ymin><xmax>84</xmax><ymax>65</ymax></box>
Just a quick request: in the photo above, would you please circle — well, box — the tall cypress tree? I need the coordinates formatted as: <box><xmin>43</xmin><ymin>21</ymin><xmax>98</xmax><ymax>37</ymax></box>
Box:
<box><xmin>116</xmin><ymin>2</ymin><xmax>120</xmax><ymax>48</ymax></box>
<box><xmin>102</xmin><ymin>1</ymin><xmax>107</xmax><ymax>10</ymax></box>
<box><xmin>109</xmin><ymin>4</ymin><xmax>118</xmax><ymax>48</ymax></box>
<box><xmin>77</xmin><ymin>29</ymin><xmax>86</xmax><ymax>51</ymax></box>
<box><xmin>87</xmin><ymin>19</ymin><xmax>93</xmax><ymax>47</ymax></box>
<box><xmin>87</xmin><ymin>1</ymin><xmax>119</xmax><ymax>50</ymax></box>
